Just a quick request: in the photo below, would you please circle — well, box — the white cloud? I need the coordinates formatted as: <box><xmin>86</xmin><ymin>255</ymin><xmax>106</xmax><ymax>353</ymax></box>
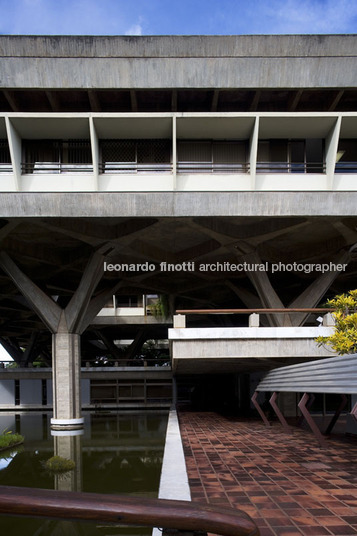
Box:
<box><xmin>125</xmin><ymin>23</ymin><xmax>143</xmax><ymax>36</ymax></box>
<box><xmin>261</xmin><ymin>0</ymin><xmax>357</xmax><ymax>34</ymax></box>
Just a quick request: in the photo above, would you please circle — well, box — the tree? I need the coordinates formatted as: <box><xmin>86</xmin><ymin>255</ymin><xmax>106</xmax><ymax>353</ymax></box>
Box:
<box><xmin>316</xmin><ymin>289</ymin><xmax>357</xmax><ymax>355</ymax></box>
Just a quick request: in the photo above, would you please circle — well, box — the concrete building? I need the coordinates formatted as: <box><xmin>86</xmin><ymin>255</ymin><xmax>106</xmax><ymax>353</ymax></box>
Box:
<box><xmin>0</xmin><ymin>35</ymin><xmax>356</xmax><ymax>428</ymax></box>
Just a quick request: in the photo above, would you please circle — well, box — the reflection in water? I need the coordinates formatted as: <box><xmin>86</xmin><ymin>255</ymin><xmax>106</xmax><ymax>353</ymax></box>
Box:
<box><xmin>0</xmin><ymin>411</ymin><xmax>168</xmax><ymax>536</ymax></box>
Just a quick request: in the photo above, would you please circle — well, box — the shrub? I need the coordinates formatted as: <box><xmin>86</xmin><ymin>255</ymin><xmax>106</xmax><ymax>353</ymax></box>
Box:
<box><xmin>316</xmin><ymin>289</ymin><xmax>357</xmax><ymax>355</ymax></box>
<box><xmin>0</xmin><ymin>430</ymin><xmax>24</xmax><ymax>450</ymax></box>
<box><xmin>44</xmin><ymin>456</ymin><xmax>75</xmax><ymax>473</ymax></box>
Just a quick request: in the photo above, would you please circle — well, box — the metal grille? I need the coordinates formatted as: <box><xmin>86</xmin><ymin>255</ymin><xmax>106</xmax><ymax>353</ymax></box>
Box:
<box><xmin>65</xmin><ymin>140</ymin><xmax>92</xmax><ymax>164</ymax></box>
<box><xmin>100</xmin><ymin>139</ymin><xmax>171</xmax><ymax>173</ymax></box>
<box><xmin>0</xmin><ymin>139</ymin><xmax>11</xmax><ymax>171</ymax></box>
<box><xmin>22</xmin><ymin>139</ymin><xmax>93</xmax><ymax>173</ymax></box>
<box><xmin>102</xmin><ymin>140</ymin><xmax>136</xmax><ymax>163</ymax></box>
<box><xmin>177</xmin><ymin>140</ymin><xmax>249</xmax><ymax>173</ymax></box>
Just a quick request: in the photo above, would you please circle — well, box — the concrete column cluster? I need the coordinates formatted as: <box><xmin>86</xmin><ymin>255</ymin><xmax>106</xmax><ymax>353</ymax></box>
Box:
<box><xmin>0</xmin><ymin>245</ymin><xmax>116</xmax><ymax>430</ymax></box>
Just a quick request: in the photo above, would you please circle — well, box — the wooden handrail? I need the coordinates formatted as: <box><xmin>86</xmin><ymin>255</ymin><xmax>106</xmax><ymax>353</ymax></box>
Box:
<box><xmin>0</xmin><ymin>485</ymin><xmax>259</xmax><ymax>536</ymax></box>
<box><xmin>176</xmin><ymin>308</ymin><xmax>333</xmax><ymax>315</ymax></box>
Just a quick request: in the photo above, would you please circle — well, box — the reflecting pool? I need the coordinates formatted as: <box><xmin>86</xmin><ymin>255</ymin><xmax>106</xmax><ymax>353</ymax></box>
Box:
<box><xmin>0</xmin><ymin>411</ymin><xmax>168</xmax><ymax>536</ymax></box>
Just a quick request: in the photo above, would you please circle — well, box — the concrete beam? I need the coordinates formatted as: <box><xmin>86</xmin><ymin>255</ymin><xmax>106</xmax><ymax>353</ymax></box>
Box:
<box><xmin>1</xmin><ymin>192</ymin><xmax>356</xmax><ymax>217</ymax></box>
<box><xmin>65</xmin><ymin>246</ymin><xmax>112</xmax><ymax>334</ymax></box>
<box><xmin>241</xmin><ymin>251</ymin><xmax>291</xmax><ymax>327</ymax></box>
<box><xmin>0</xmin><ymin>251</ymin><xmax>61</xmax><ymax>332</ymax></box>
<box><xmin>289</xmin><ymin>249</ymin><xmax>351</xmax><ymax>325</ymax></box>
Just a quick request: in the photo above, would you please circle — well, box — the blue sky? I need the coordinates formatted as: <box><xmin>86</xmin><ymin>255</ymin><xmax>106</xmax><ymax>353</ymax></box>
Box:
<box><xmin>0</xmin><ymin>0</ymin><xmax>356</xmax><ymax>35</ymax></box>
<box><xmin>0</xmin><ymin>0</ymin><xmax>355</xmax><ymax>360</ymax></box>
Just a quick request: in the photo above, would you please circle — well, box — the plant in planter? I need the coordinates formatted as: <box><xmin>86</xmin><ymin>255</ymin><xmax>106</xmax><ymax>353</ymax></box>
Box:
<box><xmin>0</xmin><ymin>429</ymin><xmax>24</xmax><ymax>451</ymax></box>
<box><xmin>316</xmin><ymin>289</ymin><xmax>357</xmax><ymax>355</ymax></box>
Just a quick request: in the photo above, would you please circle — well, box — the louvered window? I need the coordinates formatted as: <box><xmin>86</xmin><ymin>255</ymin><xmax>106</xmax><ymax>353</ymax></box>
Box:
<box><xmin>177</xmin><ymin>140</ymin><xmax>248</xmax><ymax>172</ymax></box>
<box><xmin>257</xmin><ymin>139</ymin><xmax>325</xmax><ymax>173</ymax></box>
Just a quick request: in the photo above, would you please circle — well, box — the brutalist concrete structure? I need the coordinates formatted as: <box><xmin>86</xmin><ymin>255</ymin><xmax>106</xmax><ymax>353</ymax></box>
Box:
<box><xmin>0</xmin><ymin>35</ymin><xmax>356</xmax><ymax>428</ymax></box>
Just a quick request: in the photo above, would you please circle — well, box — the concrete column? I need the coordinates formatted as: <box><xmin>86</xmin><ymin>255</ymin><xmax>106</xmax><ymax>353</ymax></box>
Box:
<box><xmin>249</xmin><ymin>116</ymin><xmax>259</xmax><ymax>189</ymax></box>
<box><xmin>51</xmin><ymin>331</ymin><xmax>83</xmax><ymax>430</ymax></box>
<box><xmin>5</xmin><ymin>117</ymin><xmax>21</xmax><ymax>190</ymax></box>
<box><xmin>52</xmin><ymin>431</ymin><xmax>83</xmax><ymax>492</ymax></box>
<box><xmin>172</xmin><ymin>115</ymin><xmax>177</xmax><ymax>190</ymax></box>
<box><xmin>0</xmin><ymin>247</ymin><xmax>114</xmax><ymax>431</ymax></box>
<box><xmin>89</xmin><ymin>116</ymin><xmax>99</xmax><ymax>191</ymax></box>
<box><xmin>325</xmin><ymin>116</ymin><xmax>341</xmax><ymax>189</ymax></box>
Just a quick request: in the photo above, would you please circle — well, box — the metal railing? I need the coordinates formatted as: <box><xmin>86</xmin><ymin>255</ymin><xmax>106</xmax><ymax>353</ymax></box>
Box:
<box><xmin>335</xmin><ymin>162</ymin><xmax>357</xmax><ymax>173</ymax></box>
<box><xmin>175</xmin><ymin>308</ymin><xmax>333</xmax><ymax>315</ymax></box>
<box><xmin>21</xmin><ymin>162</ymin><xmax>93</xmax><ymax>174</ymax></box>
<box><xmin>177</xmin><ymin>162</ymin><xmax>249</xmax><ymax>173</ymax></box>
<box><xmin>0</xmin><ymin>163</ymin><xmax>12</xmax><ymax>173</ymax></box>
<box><xmin>256</xmin><ymin>162</ymin><xmax>326</xmax><ymax>173</ymax></box>
<box><xmin>99</xmin><ymin>162</ymin><xmax>172</xmax><ymax>173</ymax></box>
<box><xmin>0</xmin><ymin>485</ymin><xmax>260</xmax><ymax>536</ymax></box>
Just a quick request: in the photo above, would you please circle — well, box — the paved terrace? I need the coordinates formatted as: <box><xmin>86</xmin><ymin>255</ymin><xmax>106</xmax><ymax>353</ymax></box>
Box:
<box><xmin>179</xmin><ymin>411</ymin><xmax>357</xmax><ymax>536</ymax></box>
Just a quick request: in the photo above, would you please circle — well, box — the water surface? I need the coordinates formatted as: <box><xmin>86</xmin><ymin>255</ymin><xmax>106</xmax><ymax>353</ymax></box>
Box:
<box><xmin>0</xmin><ymin>411</ymin><xmax>168</xmax><ymax>536</ymax></box>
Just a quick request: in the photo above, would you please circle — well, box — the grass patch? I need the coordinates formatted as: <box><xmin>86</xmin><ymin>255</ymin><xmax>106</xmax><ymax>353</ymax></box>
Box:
<box><xmin>44</xmin><ymin>456</ymin><xmax>75</xmax><ymax>473</ymax></box>
<box><xmin>0</xmin><ymin>431</ymin><xmax>24</xmax><ymax>451</ymax></box>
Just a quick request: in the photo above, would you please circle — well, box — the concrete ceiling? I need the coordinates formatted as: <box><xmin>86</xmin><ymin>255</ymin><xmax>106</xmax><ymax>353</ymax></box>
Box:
<box><xmin>0</xmin><ymin>214</ymin><xmax>356</xmax><ymax>363</ymax></box>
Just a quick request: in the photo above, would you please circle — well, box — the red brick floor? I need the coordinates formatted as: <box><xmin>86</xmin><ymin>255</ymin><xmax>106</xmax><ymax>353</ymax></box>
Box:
<box><xmin>178</xmin><ymin>411</ymin><xmax>357</xmax><ymax>536</ymax></box>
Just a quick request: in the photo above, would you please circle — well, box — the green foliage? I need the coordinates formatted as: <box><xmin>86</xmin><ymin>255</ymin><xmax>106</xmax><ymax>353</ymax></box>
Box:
<box><xmin>44</xmin><ymin>456</ymin><xmax>75</xmax><ymax>473</ymax></box>
<box><xmin>315</xmin><ymin>289</ymin><xmax>357</xmax><ymax>355</ymax></box>
<box><xmin>148</xmin><ymin>295</ymin><xmax>170</xmax><ymax>318</ymax></box>
<box><xmin>0</xmin><ymin>430</ymin><xmax>24</xmax><ymax>450</ymax></box>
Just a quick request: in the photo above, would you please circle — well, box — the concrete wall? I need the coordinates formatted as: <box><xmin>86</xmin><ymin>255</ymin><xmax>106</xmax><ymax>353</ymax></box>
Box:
<box><xmin>0</xmin><ymin>35</ymin><xmax>356</xmax><ymax>89</ymax></box>
<box><xmin>19</xmin><ymin>379</ymin><xmax>42</xmax><ymax>406</ymax></box>
<box><xmin>0</xmin><ymin>378</ymin><xmax>90</xmax><ymax>408</ymax></box>
<box><xmin>0</xmin><ymin>380</ymin><xmax>15</xmax><ymax>407</ymax></box>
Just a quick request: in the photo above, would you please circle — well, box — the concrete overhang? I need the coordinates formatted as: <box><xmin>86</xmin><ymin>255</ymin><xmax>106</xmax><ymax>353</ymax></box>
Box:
<box><xmin>176</xmin><ymin>116</ymin><xmax>256</xmax><ymax>139</ymax></box>
<box><xmin>258</xmin><ymin>116</ymin><xmax>338</xmax><ymax>138</ymax></box>
<box><xmin>93</xmin><ymin>116</ymin><xmax>172</xmax><ymax>138</ymax></box>
<box><xmin>169</xmin><ymin>326</ymin><xmax>336</xmax><ymax>374</ymax></box>
<box><xmin>9</xmin><ymin>116</ymin><xmax>90</xmax><ymax>139</ymax></box>
<box><xmin>0</xmin><ymin>35</ymin><xmax>356</xmax><ymax>90</ymax></box>
<box><xmin>0</xmin><ymin>191</ymin><xmax>356</xmax><ymax>218</ymax></box>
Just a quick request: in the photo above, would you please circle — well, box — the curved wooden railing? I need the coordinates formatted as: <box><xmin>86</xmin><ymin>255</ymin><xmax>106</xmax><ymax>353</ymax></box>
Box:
<box><xmin>0</xmin><ymin>486</ymin><xmax>260</xmax><ymax>536</ymax></box>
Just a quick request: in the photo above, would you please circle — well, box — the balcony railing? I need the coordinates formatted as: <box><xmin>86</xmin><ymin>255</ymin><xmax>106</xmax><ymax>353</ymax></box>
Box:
<box><xmin>335</xmin><ymin>162</ymin><xmax>357</xmax><ymax>173</ymax></box>
<box><xmin>0</xmin><ymin>163</ymin><xmax>12</xmax><ymax>172</ymax></box>
<box><xmin>21</xmin><ymin>162</ymin><xmax>93</xmax><ymax>174</ymax></box>
<box><xmin>177</xmin><ymin>161</ymin><xmax>249</xmax><ymax>173</ymax></box>
<box><xmin>99</xmin><ymin>162</ymin><xmax>172</xmax><ymax>173</ymax></box>
<box><xmin>256</xmin><ymin>162</ymin><xmax>326</xmax><ymax>173</ymax></box>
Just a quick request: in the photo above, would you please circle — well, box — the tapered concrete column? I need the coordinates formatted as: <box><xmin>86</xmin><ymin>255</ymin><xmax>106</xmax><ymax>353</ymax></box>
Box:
<box><xmin>51</xmin><ymin>330</ymin><xmax>83</xmax><ymax>430</ymax></box>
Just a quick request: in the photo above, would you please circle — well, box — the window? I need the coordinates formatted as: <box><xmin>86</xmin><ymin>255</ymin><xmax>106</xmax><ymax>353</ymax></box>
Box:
<box><xmin>99</xmin><ymin>139</ymin><xmax>171</xmax><ymax>173</ymax></box>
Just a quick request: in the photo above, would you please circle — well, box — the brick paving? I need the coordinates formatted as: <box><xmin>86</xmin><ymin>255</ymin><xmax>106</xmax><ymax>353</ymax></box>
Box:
<box><xmin>178</xmin><ymin>411</ymin><xmax>357</xmax><ymax>536</ymax></box>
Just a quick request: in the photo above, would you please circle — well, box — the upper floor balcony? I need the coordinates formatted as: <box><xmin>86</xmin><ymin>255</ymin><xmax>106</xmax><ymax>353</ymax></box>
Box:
<box><xmin>0</xmin><ymin>112</ymin><xmax>356</xmax><ymax>192</ymax></box>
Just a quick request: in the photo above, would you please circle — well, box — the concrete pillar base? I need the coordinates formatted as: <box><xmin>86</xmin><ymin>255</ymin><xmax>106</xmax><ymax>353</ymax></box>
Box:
<box><xmin>50</xmin><ymin>417</ymin><xmax>84</xmax><ymax>431</ymax></box>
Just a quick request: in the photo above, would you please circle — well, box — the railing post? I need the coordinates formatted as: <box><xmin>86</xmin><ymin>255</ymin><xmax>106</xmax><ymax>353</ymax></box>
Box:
<box><xmin>249</xmin><ymin>313</ymin><xmax>259</xmax><ymax>327</ymax></box>
<box><xmin>173</xmin><ymin>314</ymin><xmax>186</xmax><ymax>328</ymax></box>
